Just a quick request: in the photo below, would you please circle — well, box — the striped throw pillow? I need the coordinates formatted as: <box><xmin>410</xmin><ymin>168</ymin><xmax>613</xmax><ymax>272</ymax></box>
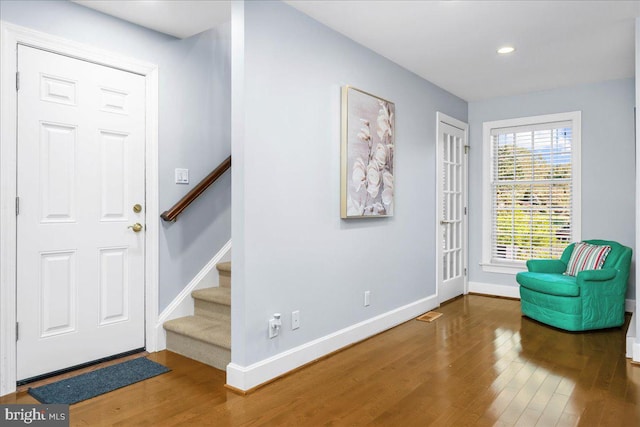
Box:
<box><xmin>564</xmin><ymin>242</ymin><xmax>611</xmax><ymax>276</ymax></box>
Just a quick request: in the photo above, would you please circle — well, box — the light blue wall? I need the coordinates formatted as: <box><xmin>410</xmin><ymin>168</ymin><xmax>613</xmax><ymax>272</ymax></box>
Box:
<box><xmin>468</xmin><ymin>78</ymin><xmax>636</xmax><ymax>299</ymax></box>
<box><xmin>0</xmin><ymin>0</ymin><xmax>232</xmax><ymax>310</ymax></box>
<box><xmin>232</xmin><ymin>0</ymin><xmax>467</xmax><ymax>366</ymax></box>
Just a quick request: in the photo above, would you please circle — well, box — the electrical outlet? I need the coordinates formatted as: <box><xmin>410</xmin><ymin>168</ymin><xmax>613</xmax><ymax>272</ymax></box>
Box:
<box><xmin>269</xmin><ymin>313</ymin><xmax>281</xmax><ymax>339</ymax></box>
<box><xmin>269</xmin><ymin>318</ymin><xmax>278</xmax><ymax>338</ymax></box>
<box><xmin>364</xmin><ymin>290</ymin><xmax>371</xmax><ymax>307</ymax></box>
<box><xmin>292</xmin><ymin>310</ymin><xmax>300</xmax><ymax>330</ymax></box>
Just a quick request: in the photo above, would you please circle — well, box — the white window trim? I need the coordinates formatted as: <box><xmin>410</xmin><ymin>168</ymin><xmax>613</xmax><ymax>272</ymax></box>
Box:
<box><xmin>481</xmin><ymin>111</ymin><xmax>582</xmax><ymax>275</ymax></box>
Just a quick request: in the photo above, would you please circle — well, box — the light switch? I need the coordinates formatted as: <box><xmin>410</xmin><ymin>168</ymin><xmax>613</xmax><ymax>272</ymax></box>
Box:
<box><xmin>175</xmin><ymin>168</ymin><xmax>189</xmax><ymax>184</ymax></box>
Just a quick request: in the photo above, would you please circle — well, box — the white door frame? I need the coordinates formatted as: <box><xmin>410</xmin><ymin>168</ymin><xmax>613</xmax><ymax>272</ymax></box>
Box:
<box><xmin>0</xmin><ymin>22</ymin><xmax>160</xmax><ymax>396</ymax></box>
<box><xmin>435</xmin><ymin>112</ymin><xmax>469</xmax><ymax>303</ymax></box>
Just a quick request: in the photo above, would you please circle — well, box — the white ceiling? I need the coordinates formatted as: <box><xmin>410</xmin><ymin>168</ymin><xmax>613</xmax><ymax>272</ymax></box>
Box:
<box><xmin>73</xmin><ymin>0</ymin><xmax>231</xmax><ymax>39</ymax></box>
<box><xmin>75</xmin><ymin>0</ymin><xmax>640</xmax><ymax>101</ymax></box>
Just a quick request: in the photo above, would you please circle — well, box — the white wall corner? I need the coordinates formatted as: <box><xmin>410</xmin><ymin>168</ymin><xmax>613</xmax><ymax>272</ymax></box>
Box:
<box><xmin>627</xmin><ymin>310</ymin><xmax>636</xmax><ymax>359</ymax></box>
<box><xmin>635</xmin><ymin>15</ymin><xmax>640</xmax><ymax>368</ymax></box>
<box><xmin>626</xmin><ymin>299</ymin><xmax>636</xmax><ymax>314</ymax></box>
<box><xmin>468</xmin><ymin>281</ymin><xmax>520</xmax><ymax>299</ymax></box>
<box><xmin>634</xmin><ymin>341</ymin><xmax>640</xmax><ymax>364</ymax></box>
<box><xmin>226</xmin><ymin>294</ymin><xmax>438</xmax><ymax>392</ymax></box>
<box><xmin>624</xmin><ymin>300</ymin><xmax>636</xmax><ymax>359</ymax></box>
<box><xmin>154</xmin><ymin>240</ymin><xmax>231</xmax><ymax>350</ymax></box>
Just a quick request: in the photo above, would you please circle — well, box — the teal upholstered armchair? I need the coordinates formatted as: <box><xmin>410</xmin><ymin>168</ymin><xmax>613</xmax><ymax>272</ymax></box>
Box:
<box><xmin>516</xmin><ymin>240</ymin><xmax>632</xmax><ymax>331</ymax></box>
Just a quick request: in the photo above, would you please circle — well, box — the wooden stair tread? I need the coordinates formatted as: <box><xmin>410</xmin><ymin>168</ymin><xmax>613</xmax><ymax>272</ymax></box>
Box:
<box><xmin>192</xmin><ymin>287</ymin><xmax>230</xmax><ymax>306</ymax></box>
<box><xmin>163</xmin><ymin>315</ymin><xmax>230</xmax><ymax>349</ymax></box>
<box><xmin>216</xmin><ymin>261</ymin><xmax>231</xmax><ymax>273</ymax></box>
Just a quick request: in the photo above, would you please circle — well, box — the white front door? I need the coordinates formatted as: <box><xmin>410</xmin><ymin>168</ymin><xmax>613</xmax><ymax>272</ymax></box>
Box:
<box><xmin>436</xmin><ymin>115</ymin><xmax>468</xmax><ymax>304</ymax></box>
<box><xmin>16</xmin><ymin>45</ymin><xmax>146</xmax><ymax>381</ymax></box>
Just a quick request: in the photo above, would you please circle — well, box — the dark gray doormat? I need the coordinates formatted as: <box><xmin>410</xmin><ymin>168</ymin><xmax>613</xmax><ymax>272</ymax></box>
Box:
<box><xmin>28</xmin><ymin>358</ymin><xmax>170</xmax><ymax>405</ymax></box>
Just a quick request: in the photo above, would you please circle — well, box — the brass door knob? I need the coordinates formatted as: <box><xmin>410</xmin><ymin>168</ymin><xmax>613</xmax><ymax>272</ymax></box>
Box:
<box><xmin>128</xmin><ymin>223</ymin><xmax>143</xmax><ymax>232</ymax></box>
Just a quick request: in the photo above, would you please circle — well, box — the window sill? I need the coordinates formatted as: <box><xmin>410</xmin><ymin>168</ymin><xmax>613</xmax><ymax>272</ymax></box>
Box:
<box><xmin>480</xmin><ymin>262</ymin><xmax>527</xmax><ymax>275</ymax></box>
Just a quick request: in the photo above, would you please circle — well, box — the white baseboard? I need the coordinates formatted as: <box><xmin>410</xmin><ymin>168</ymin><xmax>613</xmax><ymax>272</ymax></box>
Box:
<box><xmin>468</xmin><ymin>281</ymin><xmax>520</xmax><ymax>299</ymax></box>
<box><xmin>154</xmin><ymin>240</ymin><xmax>231</xmax><ymax>350</ymax></box>
<box><xmin>226</xmin><ymin>294</ymin><xmax>438</xmax><ymax>392</ymax></box>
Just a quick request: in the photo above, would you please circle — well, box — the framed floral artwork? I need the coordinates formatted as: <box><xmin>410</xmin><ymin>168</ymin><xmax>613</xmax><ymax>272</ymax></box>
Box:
<box><xmin>341</xmin><ymin>86</ymin><xmax>395</xmax><ymax>218</ymax></box>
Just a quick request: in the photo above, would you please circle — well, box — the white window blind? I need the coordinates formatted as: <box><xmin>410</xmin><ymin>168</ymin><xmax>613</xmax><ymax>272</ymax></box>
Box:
<box><xmin>490</xmin><ymin>120</ymin><xmax>573</xmax><ymax>263</ymax></box>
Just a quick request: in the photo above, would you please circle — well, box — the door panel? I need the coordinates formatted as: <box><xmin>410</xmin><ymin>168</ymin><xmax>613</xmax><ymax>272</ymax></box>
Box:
<box><xmin>437</xmin><ymin>120</ymin><xmax>467</xmax><ymax>304</ymax></box>
<box><xmin>99</xmin><ymin>130</ymin><xmax>129</xmax><ymax>220</ymax></box>
<box><xmin>16</xmin><ymin>45</ymin><xmax>146</xmax><ymax>380</ymax></box>
<box><xmin>99</xmin><ymin>247</ymin><xmax>129</xmax><ymax>326</ymax></box>
<box><xmin>40</xmin><ymin>123</ymin><xmax>77</xmax><ymax>222</ymax></box>
<box><xmin>40</xmin><ymin>251</ymin><xmax>77</xmax><ymax>337</ymax></box>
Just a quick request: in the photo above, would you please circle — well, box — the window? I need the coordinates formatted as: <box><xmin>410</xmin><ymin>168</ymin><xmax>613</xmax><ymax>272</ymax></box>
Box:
<box><xmin>482</xmin><ymin>112</ymin><xmax>581</xmax><ymax>274</ymax></box>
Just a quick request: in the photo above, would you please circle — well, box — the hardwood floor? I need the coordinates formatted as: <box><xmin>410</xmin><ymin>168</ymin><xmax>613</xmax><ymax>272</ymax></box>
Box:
<box><xmin>2</xmin><ymin>295</ymin><xmax>638</xmax><ymax>426</ymax></box>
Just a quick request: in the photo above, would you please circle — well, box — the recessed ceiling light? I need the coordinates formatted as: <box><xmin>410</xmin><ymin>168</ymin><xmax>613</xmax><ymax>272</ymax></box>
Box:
<box><xmin>497</xmin><ymin>46</ymin><xmax>516</xmax><ymax>54</ymax></box>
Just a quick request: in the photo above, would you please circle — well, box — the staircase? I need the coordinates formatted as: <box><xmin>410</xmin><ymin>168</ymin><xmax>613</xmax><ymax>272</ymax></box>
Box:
<box><xmin>163</xmin><ymin>262</ymin><xmax>231</xmax><ymax>370</ymax></box>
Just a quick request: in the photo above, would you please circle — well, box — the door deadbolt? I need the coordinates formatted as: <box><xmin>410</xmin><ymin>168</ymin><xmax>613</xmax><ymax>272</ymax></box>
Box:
<box><xmin>133</xmin><ymin>204</ymin><xmax>142</xmax><ymax>213</ymax></box>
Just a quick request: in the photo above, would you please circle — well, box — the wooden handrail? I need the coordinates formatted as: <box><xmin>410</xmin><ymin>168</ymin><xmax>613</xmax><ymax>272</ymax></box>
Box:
<box><xmin>161</xmin><ymin>155</ymin><xmax>231</xmax><ymax>222</ymax></box>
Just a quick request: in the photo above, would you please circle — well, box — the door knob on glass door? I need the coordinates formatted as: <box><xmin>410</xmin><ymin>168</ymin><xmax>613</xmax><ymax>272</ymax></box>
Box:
<box><xmin>128</xmin><ymin>223</ymin><xmax>143</xmax><ymax>232</ymax></box>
